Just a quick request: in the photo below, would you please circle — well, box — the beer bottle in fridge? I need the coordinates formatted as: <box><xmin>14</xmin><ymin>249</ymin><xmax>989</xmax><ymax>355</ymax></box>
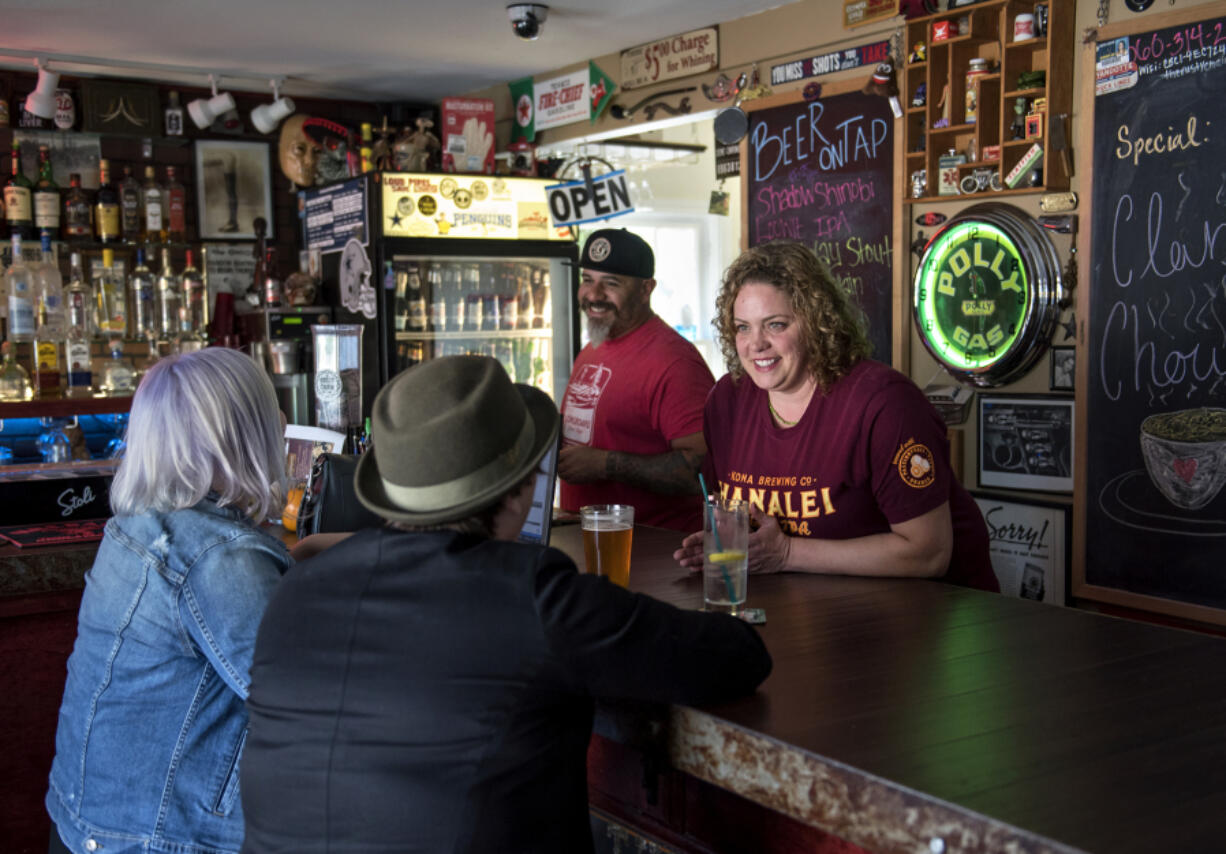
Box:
<box><xmin>406</xmin><ymin>262</ymin><xmax>427</xmax><ymax>332</ymax></box>
<box><xmin>515</xmin><ymin>265</ymin><xmax>533</xmax><ymax>329</ymax></box>
<box><xmin>444</xmin><ymin>264</ymin><xmax>465</xmax><ymax>331</ymax></box>
<box><xmin>463</xmin><ymin>263</ymin><xmax>483</xmax><ymax>331</ymax></box>
<box><xmin>391</xmin><ymin>263</ymin><xmax>408</xmax><ymax>333</ymax></box>
<box><xmin>480</xmin><ymin>262</ymin><xmax>500</xmax><ymax>331</ymax></box>
<box><xmin>426</xmin><ymin>265</ymin><xmax>446</xmax><ymax>333</ymax></box>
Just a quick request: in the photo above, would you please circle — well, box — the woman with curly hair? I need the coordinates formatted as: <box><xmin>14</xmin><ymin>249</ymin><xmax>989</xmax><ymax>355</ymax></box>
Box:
<box><xmin>674</xmin><ymin>241</ymin><xmax>998</xmax><ymax>591</ymax></box>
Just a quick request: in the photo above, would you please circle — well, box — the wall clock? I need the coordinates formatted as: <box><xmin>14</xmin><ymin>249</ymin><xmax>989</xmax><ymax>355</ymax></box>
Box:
<box><xmin>913</xmin><ymin>203</ymin><xmax>1064</xmax><ymax>387</ymax></box>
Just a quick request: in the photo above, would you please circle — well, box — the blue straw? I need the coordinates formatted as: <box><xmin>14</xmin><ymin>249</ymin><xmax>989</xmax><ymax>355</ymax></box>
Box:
<box><xmin>698</xmin><ymin>473</ymin><xmax>737</xmax><ymax>605</ymax></box>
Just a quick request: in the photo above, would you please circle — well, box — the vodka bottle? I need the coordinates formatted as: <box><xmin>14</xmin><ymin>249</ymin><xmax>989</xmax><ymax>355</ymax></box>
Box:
<box><xmin>33</xmin><ymin>232</ymin><xmax>65</xmax><ymax>396</ymax></box>
<box><xmin>4</xmin><ymin>234</ymin><xmax>35</xmax><ymax>342</ymax></box>
<box><xmin>64</xmin><ymin>252</ymin><xmax>94</xmax><ymax>397</ymax></box>
<box><xmin>155</xmin><ymin>247</ymin><xmax>181</xmax><ymax>341</ymax></box>
<box><xmin>129</xmin><ymin>248</ymin><xmax>157</xmax><ymax>342</ymax></box>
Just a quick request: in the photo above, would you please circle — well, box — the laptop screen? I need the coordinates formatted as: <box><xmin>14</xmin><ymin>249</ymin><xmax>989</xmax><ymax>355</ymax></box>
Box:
<box><xmin>517</xmin><ymin>442</ymin><xmax>558</xmax><ymax>546</ymax></box>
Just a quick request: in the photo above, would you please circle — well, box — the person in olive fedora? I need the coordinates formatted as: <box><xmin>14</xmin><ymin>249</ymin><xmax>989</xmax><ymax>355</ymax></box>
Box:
<box><xmin>240</xmin><ymin>356</ymin><xmax>772</xmax><ymax>854</ymax></box>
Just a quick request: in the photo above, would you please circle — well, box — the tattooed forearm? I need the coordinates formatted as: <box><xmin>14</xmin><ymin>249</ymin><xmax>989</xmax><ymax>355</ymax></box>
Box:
<box><xmin>606</xmin><ymin>448</ymin><xmax>704</xmax><ymax>495</ymax></box>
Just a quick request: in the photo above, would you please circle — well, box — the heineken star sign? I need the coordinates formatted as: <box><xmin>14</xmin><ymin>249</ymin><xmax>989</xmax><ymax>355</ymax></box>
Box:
<box><xmin>546</xmin><ymin>170</ymin><xmax>634</xmax><ymax>227</ymax></box>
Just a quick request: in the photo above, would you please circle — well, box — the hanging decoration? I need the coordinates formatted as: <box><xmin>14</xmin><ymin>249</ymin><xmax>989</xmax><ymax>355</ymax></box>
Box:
<box><xmin>589</xmin><ymin>61</ymin><xmax>616</xmax><ymax>122</ymax></box>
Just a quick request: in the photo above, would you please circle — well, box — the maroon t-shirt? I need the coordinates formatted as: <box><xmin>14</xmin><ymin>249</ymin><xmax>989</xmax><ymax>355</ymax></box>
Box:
<box><xmin>703</xmin><ymin>360</ymin><xmax>998</xmax><ymax>591</ymax></box>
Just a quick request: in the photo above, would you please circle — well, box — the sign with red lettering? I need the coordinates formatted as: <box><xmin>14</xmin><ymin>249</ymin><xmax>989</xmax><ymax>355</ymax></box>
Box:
<box><xmin>534</xmin><ymin>70</ymin><xmax>590</xmax><ymax>132</ymax></box>
<box><xmin>621</xmin><ymin>26</ymin><xmax>719</xmax><ymax>90</ymax></box>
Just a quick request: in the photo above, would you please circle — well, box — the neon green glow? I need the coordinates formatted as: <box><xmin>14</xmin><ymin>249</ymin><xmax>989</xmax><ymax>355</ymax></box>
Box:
<box><xmin>914</xmin><ymin>221</ymin><xmax>1029</xmax><ymax>370</ymax></box>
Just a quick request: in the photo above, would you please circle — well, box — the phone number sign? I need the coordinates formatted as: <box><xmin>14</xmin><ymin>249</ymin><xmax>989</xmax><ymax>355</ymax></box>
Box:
<box><xmin>621</xmin><ymin>27</ymin><xmax>718</xmax><ymax>90</ymax></box>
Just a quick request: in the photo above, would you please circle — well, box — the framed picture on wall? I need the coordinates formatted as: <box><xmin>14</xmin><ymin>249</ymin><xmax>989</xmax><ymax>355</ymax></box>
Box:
<box><xmin>1049</xmin><ymin>346</ymin><xmax>1075</xmax><ymax>391</ymax></box>
<box><xmin>977</xmin><ymin>394</ymin><xmax>1074</xmax><ymax>492</ymax></box>
<box><xmin>971</xmin><ymin>491</ymin><xmax>1070</xmax><ymax>605</ymax></box>
<box><xmin>194</xmin><ymin>140</ymin><xmax>273</xmax><ymax>240</ymax></box>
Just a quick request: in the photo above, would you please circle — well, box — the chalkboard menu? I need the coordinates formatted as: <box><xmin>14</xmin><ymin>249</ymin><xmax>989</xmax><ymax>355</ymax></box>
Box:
<box><xmin>742</xmin><ymin>85</ymin><xmax>897</xmax><ymax>365</ymax></box>
<box><xmin>1081</xmin><ymin>5</ymin><xmax>1226</xmax><ymax>622</ymax></box>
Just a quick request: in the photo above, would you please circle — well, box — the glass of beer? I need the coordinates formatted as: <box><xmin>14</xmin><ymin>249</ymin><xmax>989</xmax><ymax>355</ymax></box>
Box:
<box><xmin>703</xmin><ymin>497</ymin><xmax>748</xmax><ymax>614</ymax></box>
<box><xmin>580</xmin><ymin>504</ymin><xmax>634</xmax><ymax>588</ymax></box>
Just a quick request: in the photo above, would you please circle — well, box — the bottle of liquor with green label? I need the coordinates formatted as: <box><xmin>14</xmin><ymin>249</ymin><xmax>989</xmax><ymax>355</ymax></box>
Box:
<box><xmin>95</xmin><ymin>247</ymin><xmax>126</xmax><ymax>338</ymax></box>
<box><xmin>32</xmin><ymin>144</ymin><xmax>60</xmax><ymax>241</ymax></box>
<box><xmin>34</xmin><ymin>231</ymin><xmax>65</xmax><ymax>396</ymax></box>
<box><xmin>141</xmin><ymin>166</ymin><xmax>164</xmax><ymax>244</ymax></box>
<box><xmin>64</xmin><ymin>251</ymin><xmax>93</xmax><ymax>397</ymax></box>
<box><xmin>62</xmin><ymin>173</ymin><xmax>93</xmax><ymax>242</ymax></box>
<box><xmin>4</xmin><ymin>139</ymin><xmax>34</xmax><ymax>239</ymax></box>
<box><xmin>95</xmin><ymin>160</ymin><xmax>121</xmax><ymax>244</ymax></box>
<box><xmin>119</xmin><ymin>165</ymin><xmax>141</xmax><ymax>244</ymax></box>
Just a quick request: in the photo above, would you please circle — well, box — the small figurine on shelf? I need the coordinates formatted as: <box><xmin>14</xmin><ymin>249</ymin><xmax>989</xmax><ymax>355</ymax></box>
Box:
<box><xmin>909</xmin><ymin>43</ymin><xmax>927</xmax><ymax>63</ymax></box>
<box><xmin>912</xmin><ymin>81</ymin><xmax>927</xmax><ymax>108</ymax></box>
<box><xmin>1011</xmin><ymin>97</ymin><xmax>1028</xmax><ymax>140</ymax></box>
<box><xmin>370</xmin><ymin>116</ymin><xmax>396</xmax><ymax>171</ymax></box>
<box><xmin>393</xmin><ymin>115</ymin><xmax>441</xmax><ymax>172</ymax></box>
<box><xmin>933</xmin><ymin>84</ymin><xmax>951</xmax><ymax>128</ymax></box>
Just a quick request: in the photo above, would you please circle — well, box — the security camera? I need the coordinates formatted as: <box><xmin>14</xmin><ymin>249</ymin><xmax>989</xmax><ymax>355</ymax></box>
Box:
<box><xmin>508</xmin><ymin>4</ymin><xmax>548</xmax><ymax>40</ymax></box>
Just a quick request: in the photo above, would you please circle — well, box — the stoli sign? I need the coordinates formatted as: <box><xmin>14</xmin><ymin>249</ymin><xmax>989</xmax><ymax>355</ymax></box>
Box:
<box><xmin>620</xmin><ymin>26</ymin><xmax>719</xmax><ymax>90</ymax></box>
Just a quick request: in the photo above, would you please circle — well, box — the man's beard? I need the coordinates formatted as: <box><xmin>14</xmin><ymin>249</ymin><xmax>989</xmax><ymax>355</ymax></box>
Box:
<box><xmin>582</xmin><ymin>299</ymin><xmax>618</xmax><ymax>347</ymax></box>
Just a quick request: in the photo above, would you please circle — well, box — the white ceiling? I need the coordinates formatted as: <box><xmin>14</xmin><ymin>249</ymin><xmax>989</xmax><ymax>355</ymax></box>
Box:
<box><xmin>1</xmin><ymin>0</ymin><xmax>794</xmax><ymax>102</ymax></box>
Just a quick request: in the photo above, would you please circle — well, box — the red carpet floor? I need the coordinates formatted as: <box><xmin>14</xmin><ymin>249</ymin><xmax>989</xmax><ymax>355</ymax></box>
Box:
<box><xmin>0</xmin><ymin>597</ymin><xmax>80</xmax><ymax>853</ymax></box>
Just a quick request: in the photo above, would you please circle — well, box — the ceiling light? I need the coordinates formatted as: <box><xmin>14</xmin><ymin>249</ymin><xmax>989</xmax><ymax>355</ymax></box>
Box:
<box><xmin>24</xmin><ymin>59</ymin><xmax>60</xmax><ymax>120</ymax></box>
<box><xmin>187</xmin><ymin>74</ymin><xmax>236</xmax><ymax>130</ymax></box>
<box><xmin>251</xmin><ymin>78</ymin><xmax>296</xmax><ymax>135</ymax></box>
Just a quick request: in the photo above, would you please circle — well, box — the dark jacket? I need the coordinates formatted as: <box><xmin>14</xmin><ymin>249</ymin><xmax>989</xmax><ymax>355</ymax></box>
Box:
<box><xmin>241</xmin><ymin>528</ymin><xmax>771</xmax><ymax>854</ymax></box>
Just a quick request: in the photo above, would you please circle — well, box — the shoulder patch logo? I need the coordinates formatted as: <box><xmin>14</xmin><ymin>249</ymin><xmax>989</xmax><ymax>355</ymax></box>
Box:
<box><xmin>894</xmin><ymin>438</ymin><xmax>936</xmax><ymax>489</ymax></box>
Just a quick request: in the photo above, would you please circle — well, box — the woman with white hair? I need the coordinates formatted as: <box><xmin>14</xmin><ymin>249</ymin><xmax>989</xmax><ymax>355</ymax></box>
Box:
<box><xmin>46</xmin><ymin>347</ymin><xmax>292</xmax><ymax>854</ymax></box>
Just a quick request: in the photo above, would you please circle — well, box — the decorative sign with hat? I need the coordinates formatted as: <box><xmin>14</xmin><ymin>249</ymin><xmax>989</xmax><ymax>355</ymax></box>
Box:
<box><xmin>546</xmin><ymin>170</ymin><xmax>634</xmax><ymax>228</ymax></box>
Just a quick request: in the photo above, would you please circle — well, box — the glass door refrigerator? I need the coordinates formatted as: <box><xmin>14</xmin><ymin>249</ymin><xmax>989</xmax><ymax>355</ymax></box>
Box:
<box><xmin>307</xmin><ymin>173</ymin><xmax>578</xmax><ymax>418</ymax></box>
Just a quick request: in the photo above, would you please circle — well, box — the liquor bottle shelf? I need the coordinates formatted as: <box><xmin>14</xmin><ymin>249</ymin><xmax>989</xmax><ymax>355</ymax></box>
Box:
<box><xmin>394</xmin><ymin>328</ymin><xmax>554</xmax><ymax>341</ymax></box>
<box><xmin>0</xmin><ymin>395</ymin><xmax>133</xmax><ymax>421</ymax></box>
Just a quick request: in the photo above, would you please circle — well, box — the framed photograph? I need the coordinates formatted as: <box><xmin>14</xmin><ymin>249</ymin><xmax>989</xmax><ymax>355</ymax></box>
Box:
<box><xmin>1025</xmin><ymin>112</ymin><xmax>1043</xmax><ymax>140</ymax></box>
<box><xmin>1049</xmin><ymin>346</ymin><xmax>1075</xmax><ymax>391</ymax></box>
<box><xmin>978</xmin><ymin>394</ymin><xmax>1074</xmax><ymax>492</ymax></box>
<box><xmin>194</xmin><ymin>140</ymin><xmax>273</xmax><ymax>240</ymax></box>
<box><xmin>971</xmin><ymin>491</ymin><xmax>1070</xmax><ymax>605</ymax></box>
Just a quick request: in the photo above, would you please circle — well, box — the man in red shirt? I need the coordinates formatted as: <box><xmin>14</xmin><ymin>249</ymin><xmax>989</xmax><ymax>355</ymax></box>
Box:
<box><xmin>558</xmin><ymin>229</ymin><xmax>714</xmax><ymax>531</ymax></box>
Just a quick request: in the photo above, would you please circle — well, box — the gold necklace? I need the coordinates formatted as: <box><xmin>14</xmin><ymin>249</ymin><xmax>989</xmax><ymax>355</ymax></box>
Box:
<box><xmin>768</xmin><ymin>400</ymin><xmax>799</xmax><ymax>427</ymax></box>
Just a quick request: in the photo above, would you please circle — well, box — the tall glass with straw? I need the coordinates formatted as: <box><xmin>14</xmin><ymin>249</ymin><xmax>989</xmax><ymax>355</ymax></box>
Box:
<box><xmin>699</xmin><ymin>474</ymin><xmax>749</xmax><ymax>614</ymax></box>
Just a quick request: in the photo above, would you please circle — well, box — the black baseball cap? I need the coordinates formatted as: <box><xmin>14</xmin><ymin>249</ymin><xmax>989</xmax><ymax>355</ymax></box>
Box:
<box><xmin>580</xmin><ymin>228</ymin><xmax>654</xmax><ymax>279</ymax></box>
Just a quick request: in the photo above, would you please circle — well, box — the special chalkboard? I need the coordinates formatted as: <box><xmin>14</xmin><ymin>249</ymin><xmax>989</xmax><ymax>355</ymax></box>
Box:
<box><xmin>1081</xmin><ymin>5</ymin><xmax>1226</xmax><ymax>622</ymax></box>
<box><xmin>742</xmin><ymin>84</ymin><xmax>898</xmax><ymax>366</ymax></box>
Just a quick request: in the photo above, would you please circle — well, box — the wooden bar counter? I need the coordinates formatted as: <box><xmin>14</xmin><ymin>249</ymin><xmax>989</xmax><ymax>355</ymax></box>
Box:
<box><xmin>549</xmin><ymin>524</ymin><xmax>1226</xmax><ymax>854</ymax></box>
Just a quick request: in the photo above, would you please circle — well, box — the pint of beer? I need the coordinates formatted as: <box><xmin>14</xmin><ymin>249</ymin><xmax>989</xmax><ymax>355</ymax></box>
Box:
<box><xmin>579</xmin><ymin>504</ymin><xmax>634</xmax><ymax>588</ymax></box>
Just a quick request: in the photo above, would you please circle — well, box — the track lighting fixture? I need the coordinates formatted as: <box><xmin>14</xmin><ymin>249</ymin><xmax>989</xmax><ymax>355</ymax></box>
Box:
<box><xmin>250</xmin><ymin>79</ymin><xmax>296</xmax><ymax>134</ymax></box>
<box><xmin>24</xmin><ymin>59</ymin><xmax>60</xmax><ymax>120</ymax></box>
<box><xmin>186</xmin><ymin>74</ymin><xmax>236</xmax><ymax>129</ymax></box>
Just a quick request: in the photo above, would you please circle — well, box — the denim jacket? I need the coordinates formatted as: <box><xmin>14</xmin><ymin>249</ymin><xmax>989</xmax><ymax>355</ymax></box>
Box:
<box><xmin>47</xmin><ymin>497</ymin><xmax>289</xmax><ymax>854</ymax></box>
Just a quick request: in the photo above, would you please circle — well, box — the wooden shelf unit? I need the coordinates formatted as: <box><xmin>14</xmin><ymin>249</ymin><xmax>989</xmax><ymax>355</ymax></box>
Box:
<box><xmin>902</xmin><ymin>0</ymin><xmax>1073</xmax><ymax>203</ymax></box>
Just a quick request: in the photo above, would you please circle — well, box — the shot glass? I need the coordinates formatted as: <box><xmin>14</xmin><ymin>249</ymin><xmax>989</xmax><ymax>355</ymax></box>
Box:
<box><xmin>580</xmin><ymin>504</ymin><xmax>634</xmax><ymax>588</ymax></box>
<box><xmin>703</xmin><ymin>497</ymin><xmax>749</xmax><ymax>614</ymax></box>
